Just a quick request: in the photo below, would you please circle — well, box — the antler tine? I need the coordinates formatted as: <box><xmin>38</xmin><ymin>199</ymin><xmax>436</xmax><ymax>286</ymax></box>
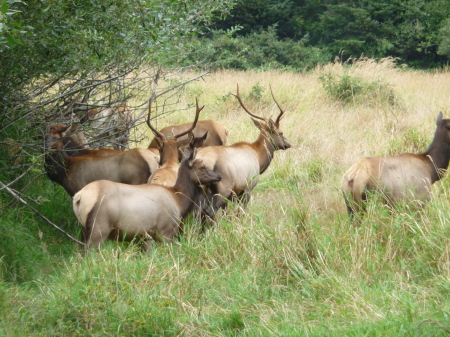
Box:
<box><xmin>146</xmin><ymin>95</ymin><xmax>165</xmax><ymax>139</ymax></box>
<box><xmin>232</xmin><ymin>84</ymin><xmax>265</xmax><ymax>121</ymax></box>
<box><xmin>270</xmin><ymin>85</ymin><xmax>285</xmax><ymax>125</ymax></box>
<box><xmin>175</xmin><ymin>97</ymin><xmax>204</xmax><ymax>139</ymax></box>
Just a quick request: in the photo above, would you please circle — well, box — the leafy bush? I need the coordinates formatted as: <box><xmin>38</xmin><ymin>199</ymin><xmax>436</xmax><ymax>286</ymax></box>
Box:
<box><xmin>319</xmin><ymin>72</ymin><xmax>396</xmax><ymax>106</ymax></box>
<box><xmin>159</xmin><ymin>26</ymin><xmax>331</xmax><ymax>71</ymax></box>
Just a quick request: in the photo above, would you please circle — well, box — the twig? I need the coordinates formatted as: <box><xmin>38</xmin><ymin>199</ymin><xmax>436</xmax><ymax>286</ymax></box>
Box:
<box><xmin>0</xmin><ymin>180</ymin><xmax>84</xmax><ymax>246</ymax></box>
<box><xmin>0</xmin><ymin>66</ymin><xmax>138</xmax><ymax>132</ymax></box>
<box><xmin>0</xmin><ymin>165</ymin><xmax>34</xmax><ymax>192</ymax></box>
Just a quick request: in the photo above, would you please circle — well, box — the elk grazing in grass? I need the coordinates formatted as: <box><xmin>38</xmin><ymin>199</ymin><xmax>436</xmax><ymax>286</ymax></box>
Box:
<box><xmin>73</xmin><ymin>149</ymin><xmax>222</xmax><ymax>252</ymax></box>
<box><xmin>147</xmin><ymin>98</ymin><xmax>204</xmax><ymax>187</ymax></box>
<box><xmin>196</xmin><ymin>85</ymin><xmax>291</xmax><ymax>220</ymax></box>
<box><xmin>341</xmin><ymin>112</ymin><xmax>450</xmax><ymax>217</ymax></box>
<box><xmin>43</xmin><ymin>124</ymin><xmax>159</xmax><ymax>196</ymax></box>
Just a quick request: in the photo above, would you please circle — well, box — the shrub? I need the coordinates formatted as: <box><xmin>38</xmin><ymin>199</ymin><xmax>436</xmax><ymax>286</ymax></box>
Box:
<box><xmin>158</xmin><ymin>26</ymin><xmax>331</xmax><ymax>71</ymax></box>
<box><xmin>319</xmin><ymin>72</ymin><xmax>396</xmax><ymax>106</ymax></box>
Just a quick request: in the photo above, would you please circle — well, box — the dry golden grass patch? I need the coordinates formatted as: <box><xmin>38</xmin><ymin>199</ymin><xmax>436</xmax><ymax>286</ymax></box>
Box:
<box><xmin>134</xmin><ymin>59</ymin><xmax>450</xmax><ymax>218</ymax></box>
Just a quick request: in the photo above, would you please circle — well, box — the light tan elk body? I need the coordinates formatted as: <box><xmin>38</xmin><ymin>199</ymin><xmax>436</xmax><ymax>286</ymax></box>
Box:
<box><xmin>73</xmin><ymin>149</ymin><xmax>222</xmax><ymax>252</ymax></box>
<box><xmin>342</xmin><ymin>112</ymin><xmax>450</xmax><ymax>217</ymax></box>
<box><xmin>44</xmin><ymin>124</ymin><xmax>159</xmax><ymax>197</ymax></box>
<box><xmin>147</xmin><ymin>98</ymin><xmax>204</xmax><ymax>187</ymax></box>
<box><xmin>196</xmin><ymin>85</ymin><xmax>291</xmax><ymax>219</ymax></box>
<box><xmin>148</xmin><ymin>120</ymin><xmax>228</xmax><ymax>149</ymax></box>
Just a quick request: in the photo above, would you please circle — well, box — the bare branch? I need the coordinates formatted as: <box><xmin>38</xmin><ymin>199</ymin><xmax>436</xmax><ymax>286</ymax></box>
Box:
<box><xmin>0</xmin><ymin>180</ymin><xmax>84</xmax><ymax>246</ymax></box>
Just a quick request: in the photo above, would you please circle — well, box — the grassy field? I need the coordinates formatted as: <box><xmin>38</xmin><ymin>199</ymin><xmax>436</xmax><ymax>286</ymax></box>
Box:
<box><xmin>2</xmin><ymin>58</ymin><xmax>450</xmax><ymax>336</ymax></box>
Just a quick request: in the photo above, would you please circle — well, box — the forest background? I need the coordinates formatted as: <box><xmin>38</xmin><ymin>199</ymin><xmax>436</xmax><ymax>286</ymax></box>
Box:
<box><xmin>2</xmin><ymin>0</ymin><xmax>450</xmax><ymax>335</ymax></box>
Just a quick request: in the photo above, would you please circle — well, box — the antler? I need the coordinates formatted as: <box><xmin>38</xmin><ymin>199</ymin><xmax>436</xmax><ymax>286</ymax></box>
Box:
<box><xmin>174</xmin><ymin>98</ymin><xmax>204</xmax><ymax>139</ymax></box>
<box><xmin>270</xmin><ymin>85</ymin><xmax>285</xmax><ymax>125</ymax></box>
<box><xmin>232</xmin><ymin>84</ymin><xmax>266</xmax><ymax>121</ymax></box>
<box><xmin>146</xmin><ymin>95</ymin><xmax>165</xmax><ymax>139</ymax></box>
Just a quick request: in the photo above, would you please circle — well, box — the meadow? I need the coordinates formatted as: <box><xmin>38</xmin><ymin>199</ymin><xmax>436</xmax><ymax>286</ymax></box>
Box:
<box><xmin>1</xmin><ymin>57</ymin><xmax>450</xmax><ymax>336</ymax></box>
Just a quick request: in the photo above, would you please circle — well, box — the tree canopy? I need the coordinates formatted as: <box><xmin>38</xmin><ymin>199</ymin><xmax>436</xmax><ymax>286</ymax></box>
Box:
<box><xmin>211</xmin><ymin>0</ymin><xmax>450</xmax><ymax>67</ymax></box>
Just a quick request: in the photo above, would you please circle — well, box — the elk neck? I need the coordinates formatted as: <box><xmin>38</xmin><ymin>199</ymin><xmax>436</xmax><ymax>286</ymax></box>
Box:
<box><xmin>251</xmin><ymin>132</ymin><xmax>276</xmax><ymax>174</ymax></box>
<box><xmin>422</xmin><ymin>126</ymin><xmax>450</xmax><ymax>182</ymax></box>
<box><xmin>159</xmin><ymin>142</ymin><xmax>180</xmax><ymax>167</ymax></box>
<box><xmin>171</xmin><ymin>160</ymin><xmax>197</xmax><ymax>217</ymax></box>
<box><xmin>44</xmin><ymin>139</ymin><xmax>72</xmax><ymax>184</ymax></box>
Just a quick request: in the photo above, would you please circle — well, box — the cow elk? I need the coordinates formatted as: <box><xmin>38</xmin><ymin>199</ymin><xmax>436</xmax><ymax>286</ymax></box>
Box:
<box><xmin>43</xmin><ymin>124</ymin><xmax>159</xmax><ymax>196</ymax></box>
<box><xmin>81</xmin><ymin>103</ymin><xmax>133</xmax><ymax>150</ymax></box>
<box><xmin>341</xmin><ymin>112</ymin><xmax>450</xmax><ymax>217</ymax></box>
<box><xmin>147</xmin><ymin>98</ymin><xmax>204</xmax><ymax>187</ymax></box>
<box><xmin>60</xmin><ymin>123</ymin><xmax>121</xmax><ymax>157</ymax></box>
<box><xmin>73</xmin><ymin>149</ymin><xmax>222</xmax><ymax>252</ymax></box>
<box><xmin>196</xmin><ymin>85</ymin><xmax>291</xmax><ymax>221</ymax></box>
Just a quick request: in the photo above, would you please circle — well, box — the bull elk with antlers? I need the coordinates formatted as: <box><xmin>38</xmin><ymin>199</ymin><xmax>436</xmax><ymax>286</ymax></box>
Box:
<box><xmin>73</xmin><ymin>149</ymin><xmax>222</xmax><ymax>252</ymax></box>
<box><xmin>196</xmin><ymin>85</ymin><xmax>291</xmax><ymax>220</ymax></box>
<box><xmin>43</xmin><ymin>124</ymin><xmax>159</xmax><ymax>196</ymax></box>
<box><xmin>342</xmin><ymin>112</ymin><xmax>450</xmax><ymax>217</ymax></box>
<box><xmin>147</xmin><ymin>98</ymin><xmax>204</xmax><ymax>187</ymax></box>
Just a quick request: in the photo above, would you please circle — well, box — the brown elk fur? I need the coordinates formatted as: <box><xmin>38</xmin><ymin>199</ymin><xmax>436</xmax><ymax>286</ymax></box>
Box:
<box><xmin>147</xmin><ymin>98</ymin><xmax>204</xmax><ymax>187</ymax></box>
<box><xmin>148</xmin><ymin>120</ymin><xmax>228</xmax><ymax>149</ymax></box>
<box><xmin>60</xmin><ymin>123</ymin><xmax>121</xmax><ymax>157</ymax></box>
<box><xmin>341</xmin><ymin>112</ymin><xmax>450</xmax><ymax>217</ymax></box>
<box><xmin>196</xmin><ymin>85</ymin><xmax>291</xmax><ymax>220</ymax></box>
<box><xmin>73</xmin><ymin>149</ymin><xmax>222</xmax><ymax>252</ymax></box>
<box><xmin>44</xmin><ymin>124</ymin><xmax>159</xmax><ymax>196</ymax></box>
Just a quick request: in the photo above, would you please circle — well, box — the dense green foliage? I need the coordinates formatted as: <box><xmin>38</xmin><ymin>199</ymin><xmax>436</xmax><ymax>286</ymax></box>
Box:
<box><xmin>160</xmin><ymin>26</ymin><xmax>330</xmax><ymax>71</ymax></box>
<box><xmin>208</xmin><ymin>0</ymin><xmax>450</xmax><ymax>69</ymax></box>
<box><xmin>0</xmin><ymin>0</ymin><xmax>235</xmax><ymax>127</ymax></box>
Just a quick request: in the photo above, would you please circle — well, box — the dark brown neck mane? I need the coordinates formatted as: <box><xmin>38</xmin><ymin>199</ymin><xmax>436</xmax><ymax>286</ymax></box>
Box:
<box><xmin>423</xmin><ymin>123</ymin><xmax>450</xmax><ymax>183</ymax></box>
<box><xmin>171</xmin><ymin>159</ymin><xmax>197</xmax><ymax>218</ymax></box>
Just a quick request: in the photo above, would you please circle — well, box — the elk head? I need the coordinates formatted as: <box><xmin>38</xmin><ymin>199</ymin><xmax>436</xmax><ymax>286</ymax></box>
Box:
<box><xmin>182</xmin><ymin>148</ymin><xmax>222</xmax><ymax>185</ymax></box>
<box><xmin>233</xmin><ymin>84</ymin><xmax>291</xmax><ymax>150</ymax></box>
<box><xmin>147</xmin><ymin>96</ymin><xmax>204</xmax><ymax>164</ymax></box>
<box><xmin>43</xmin><ymin>124</ymin><xmax>69</xmax><ymax>150</ymax></box>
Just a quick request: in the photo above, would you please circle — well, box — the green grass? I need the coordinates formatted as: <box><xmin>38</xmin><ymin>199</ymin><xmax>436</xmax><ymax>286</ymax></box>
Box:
<box><xmin>2</xmin><ymin>180</ymin><xmax>450</xmax><ymax>335</ymax></box>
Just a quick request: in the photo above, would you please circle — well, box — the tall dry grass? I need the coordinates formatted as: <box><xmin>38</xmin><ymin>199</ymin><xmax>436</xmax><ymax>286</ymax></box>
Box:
<box><xmin>139</xmin><ymin>57</ymin><xmax>450</xmax><ymax>217</ymax></box>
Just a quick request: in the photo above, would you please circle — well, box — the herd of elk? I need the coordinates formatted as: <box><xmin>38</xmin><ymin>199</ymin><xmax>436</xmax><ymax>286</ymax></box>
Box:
<box><xmin>73</xmin><ymin>148</ymin><xmax>221</xmax><ymax>252</ymax></box>
<box><xmin>42</xmin><ymin>84</ymin><xmax>449</xmax><ymax>252</ymax></box>
<box><xmin>341</xmin><ymin>112</ymin><xmax>450</xmax><ymax>217</ymax></box>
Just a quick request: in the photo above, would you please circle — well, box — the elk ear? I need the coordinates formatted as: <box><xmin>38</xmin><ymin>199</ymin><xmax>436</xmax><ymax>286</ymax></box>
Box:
<box><xmin>67</xmin><ymin>123</ymin><xmax>80</xmax><ymax>134</ymax></box>
<box><xmin>188</xmin><ymin>147</ymin><xmax>197</xmax><ymax>167</ymax></box>
<box><xmin>201</xmin><ymin>130</ymin><xmax>208</xmax><ymax>141</ymax></box>
<box><xmin>251</xmin><ymin>118</ymin><xmax>264</xmax><ymax>130</ymax></box>
<box><xmin>154</xmin><ymin>136</ymin><xmax>164</xmax><ymax>151</ymax></box>
<box><xmin>59</xmin><ymin>125</ymin><xmax>70</xmax><ymax>134</ymax></box>
<box><xmin>437</xmin><ymin>112</ymin><xmax>443</xmax><ymax>125</ymax></box>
